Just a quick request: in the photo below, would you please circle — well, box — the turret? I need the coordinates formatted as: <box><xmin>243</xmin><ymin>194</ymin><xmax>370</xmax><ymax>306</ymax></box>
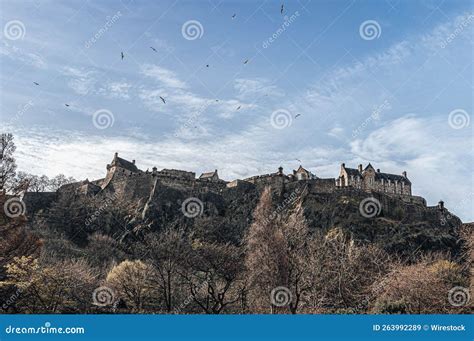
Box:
<box><xmin>438</xmin><ymin>200</ymin><xmax>444</xmax><ymax>210</ymax></box>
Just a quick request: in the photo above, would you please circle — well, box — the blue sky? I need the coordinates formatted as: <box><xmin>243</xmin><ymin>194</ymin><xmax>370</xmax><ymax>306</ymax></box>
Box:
<box><xmin>1</xmin><ymin>0</ymin><xmax>473</xmax><ymax>221</ymax></box>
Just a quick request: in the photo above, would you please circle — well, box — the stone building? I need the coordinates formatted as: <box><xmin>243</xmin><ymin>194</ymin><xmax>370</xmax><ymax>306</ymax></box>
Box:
<box><xmin>156</xmin><ymin>168</ymin><xmax>195</xmax><ymax>180</ymax></box>
<box><xmin>106</xmin><ymin>152</ymin><xmax>139</xmax><ymax>176</ymax></box>
<box><xmin>292</xmin><ymin>165</ymin><xmax>318</xmax><ymax>180</ymax></box>
<box><xmin>336</xmin><ymin>163</ymin><xmax>411</xmax><ymax>195</ymax></box>
<box><xmin>199</xmin><ymin>170</ymin><xmax>220</xmax><ymax>182</ymax></box>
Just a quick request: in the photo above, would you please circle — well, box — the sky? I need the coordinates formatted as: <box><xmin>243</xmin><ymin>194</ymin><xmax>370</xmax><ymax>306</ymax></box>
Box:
<box><xmin>0</xmin><ymin>0</ymin><xmax>473</xmax><ymax>221</ymax></box>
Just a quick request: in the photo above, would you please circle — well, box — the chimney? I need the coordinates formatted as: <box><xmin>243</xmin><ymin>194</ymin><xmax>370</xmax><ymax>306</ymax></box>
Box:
<box><xmin>132</xmin><ymin>160</ymin><xmax>136</xmax><ymax>164</ymax></box>
<box><xmin>377</xmin><ymin>169</ymin><xmax>380</xmax><ymax>173</ymax></box>
<box><xmin>358</xmin><ymin>164</ymin><xmax>362</xmax><ymax>172</ymax></box>
<box><xmin>152</xmin><ymin>166</ymin><xmax>157</xmax><ymax>175</ymax></box>
<box><xmin>114</xmin><ymin>152</ymin><xmax>118</xmax><ymax>158</ymax></box>
<box><xmin>402</xmin><ymin>171</ymin><xmax>407</xmax><ymax>178</ymax></box>
<box><xmin>278</xmin><ymin>166</ymin><xmax>283</xmax><ymax>175</ymax></box>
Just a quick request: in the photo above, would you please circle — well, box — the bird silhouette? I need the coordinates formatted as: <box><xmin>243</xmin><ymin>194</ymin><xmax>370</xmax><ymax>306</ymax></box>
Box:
<box><xmin>243</xmin><ymin>59</ymin><xmax>249</xmax><ymax>64</ymax></box>
<box><xmin>281</xmin><ymin>4</ymin><xmax>284</xmax><ymax>14</ymax></box>
<box><xmin>232</xmin><ymin>14</ymin><xmax>236</xmax><ymax>19</ymax></box>
<box><xmin>121</xmin><ymin>52</ymin><xmax>124</xmax><ymax>60</ymax></box>
<box><xmin>150</xmin><ymin>47</ymin><xmax>157</xmax><ymax>52</ymax></box>
<box><xmin>295</xmin><ymin>114</ymin><xmax>301</xmax><ymax>118</ymax></box>
<box><xmin>159</xmin><ymin>96</ymin><xmax>166</xmax><ymax>104</ymax></box>
<box><xmin>236</xmin><ymin>105</ymin><xmax>241</xmax><ymax>110</ymax></box>
<box><xmin>206</xmin><ymin>64</ymin><xmax>209</xmax><ymax>67</ymax></box>
<box><xmin>65</xmin><ymin>104</ymin><xmax>70</xmax><ymax>107</ymax></box>
<box><xmin>296</xmin><ymin>159</ymin><xmax>302</xmax><ymax>163</ymax></box>
<box><xmin>33</xmin><ymin>82</ymin><xmax>39</xmax><ymax>86</ymax></box>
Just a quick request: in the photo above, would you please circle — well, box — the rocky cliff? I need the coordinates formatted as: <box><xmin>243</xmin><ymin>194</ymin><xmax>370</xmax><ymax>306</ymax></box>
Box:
<box><xmin>27</xmin><ymin>177</ymin><xmax>465</xmax><ymax>259</ymax></box>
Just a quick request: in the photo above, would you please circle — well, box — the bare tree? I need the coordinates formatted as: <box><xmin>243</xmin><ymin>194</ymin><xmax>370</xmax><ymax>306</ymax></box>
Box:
<box><xmin>0</xmin><ymin>133</ymin><xmax>17</xmax><ymax>192</ymax></box>
<box><xmin>181</xmin><ymin>241</ymin><xmax>244</xmax><ymax>314</ymax></box>
<box><xmin>371</xmin><ymin>256</ymin><xmax>467</xmax><ymax>314</ymax></box>
<box><xmin>141</xmin><ymin>227</ymin><xmax>189</xmax><ymax>312</ymax></box>
<box><xmin>49</xmin><ymin>174</ymin><xmax>76</xmax><ymax>191</ymax></box>
<box><xmin>281</xmin><ymin>198</ymin><xmax>312</xmax><ymax>314</ymax></box>
<box><xmin>106</xmin><ymin>260</ymin><xmax>156</xmax><ymax>312</ymax></box>
<box><xmin>1</xmin><ymin>256</ymin><xmax>98</xmax><ymax>313</ymax></box>
<box><xmin>244</xmin><ymin>186</ymin><xmax>288</xmax><ymax>313</ymax></box>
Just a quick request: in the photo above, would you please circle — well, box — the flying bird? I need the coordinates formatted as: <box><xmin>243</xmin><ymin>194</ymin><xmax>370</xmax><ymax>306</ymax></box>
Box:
<box><xmin>243</xmin><ymin>59</ymin><xmax>249</xmax><ymax>64</ymax></box>
<box><xmin>150</xmin><ymin>47</ymin><xmax>157</xmax><ymax>52</ymax></box>
<box><xmin>296</xmin><ymin>159</ymin><xmax>302</xmax><ymax>163</ymax></box>
<box><xmin>121</xmin><ymin>52</ymin><xmax>124</xmax><ymax>60</ymax></box>
<box><xmin>65</xmin><ymin>104</ymin><xmax>70</xmax><ymax>107</ymax></box>
<box><xmin>159</xmin><ymin>96</ymin><xmax>166</xmax><ymax>104</ymax></box>
<box><xmin>215</xmin><ymin>99</ymin><xmax>219</xmax><ymax>102</ymax></box>
<box><xmin>295</xmin><ymin>113</ymin><xmax>301</xmax><ymax>118</ymax></box>
<box><xmin>33</xmin><ymin>82</ymin><xmax>39</xmax><ymax>86</ymax></box>
<box><xmin>206</xmin><ymin>64</ymin><xmax>209</xmax><ymax>67</ymax></box>
<box><xmin>236</xmin><ymin>105</ymin><xmax>241</xmax><ymax>110</ymax></box>
<box><xmin>232</xmin><ymin>14</ymin><xmax>236</xmax><ymax>19</ymax></box>
<box><xmin>280</xmin><ymin>4</ymin><xmax>284</xmax><ymax>14</ymax></box>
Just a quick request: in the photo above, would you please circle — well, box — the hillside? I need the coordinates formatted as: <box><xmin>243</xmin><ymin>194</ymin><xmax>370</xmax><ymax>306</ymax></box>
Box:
<box><xmin>25</xmin><ymin>176</ymin><xmax>463</xmax><ymax>259</ymax></box>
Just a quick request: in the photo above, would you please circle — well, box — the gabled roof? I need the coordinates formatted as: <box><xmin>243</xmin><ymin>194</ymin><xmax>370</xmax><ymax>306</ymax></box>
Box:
<box><xmin>199</xmin><ymin>170</ymin><xmax>218</xmax><ymax>179</ymax></box>
<box><xmin>111</xmin><ymin>155</ymin><xmax>138</xmax><ymax>172</ymax></box>
<box><xmin>344</xmin><ymin>167</ymin><xmax>362</xmax><ymax>177</ymax></box>
<box><xmin>363</xmin><ymin>163</ymin><xmax>411</xmax><ymax>183</ymax></box>
<box><xmin>364</xmin><ymin>163</ymin><xmax>375</xmax><ymax>172</ymax></box>
<box><xmin>295</xmin><ymin>165</ymin><xmax>309</xmax><ymax>173</ymax></box>
<box><xmin>375</xmin><ymin>172</ymin><xmax>411</xmax><ymax>184</ymax></box>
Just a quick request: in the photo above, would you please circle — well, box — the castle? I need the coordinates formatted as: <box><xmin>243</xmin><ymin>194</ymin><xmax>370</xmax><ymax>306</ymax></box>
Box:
<box><xmin>335</xmin><ymin>163</ymin><xmax>412</xmax><ymax>195</ymax></box>
<box><xmin>65</xmin><ymin>153</ymin><xmax>422</xmax><ymax>204</ymax></box>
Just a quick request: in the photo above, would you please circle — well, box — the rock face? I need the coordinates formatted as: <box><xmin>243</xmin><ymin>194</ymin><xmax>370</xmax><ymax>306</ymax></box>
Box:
<box><xmin>27</xmin><ymin>173</ymin><xmax>464</xmax><ymax>259</ymax></box>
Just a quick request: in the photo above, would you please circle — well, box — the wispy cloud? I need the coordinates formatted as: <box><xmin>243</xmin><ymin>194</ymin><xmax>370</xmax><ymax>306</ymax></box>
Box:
<box><xmin>140</xmin><ymin>64</ymin><xmax>188</xmax><ymax>89</ymax></box>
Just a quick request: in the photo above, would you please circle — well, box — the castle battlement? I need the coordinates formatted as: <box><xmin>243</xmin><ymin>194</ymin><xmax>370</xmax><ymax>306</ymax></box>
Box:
<box><xmin>69</xmin><ymin>153</ymin><xmax>420</xmax><ymax>200</ymax></box>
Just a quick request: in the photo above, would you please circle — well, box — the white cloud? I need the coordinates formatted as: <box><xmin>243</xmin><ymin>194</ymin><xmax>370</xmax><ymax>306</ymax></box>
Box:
<box><xmin>350</xmin><ymin>115</ymin><xmax>473</xmax><ymax>220</ymax></box>
<box><xmin>140</xmin><ymin>64</ymin><xmax>187</xmax><ymax>89</ymax></box>
<box><xmin>60</xmin><ymin>66</ymin><xmax>97</xmax><ymax>95</ymax></box>
<box><xmin>98</xmin><ymin>81</ymin><xmax>132</xmax><ymax>100</ymax></box>
<box><xmin>234</xmin><ymin>78</ymin><xmax>284</xmax><ymax>100</ymax></box>
<box><xmin>0</xmin><ymin>40</ymin><xmax>47</xmax><ymax>69</ymax></box>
